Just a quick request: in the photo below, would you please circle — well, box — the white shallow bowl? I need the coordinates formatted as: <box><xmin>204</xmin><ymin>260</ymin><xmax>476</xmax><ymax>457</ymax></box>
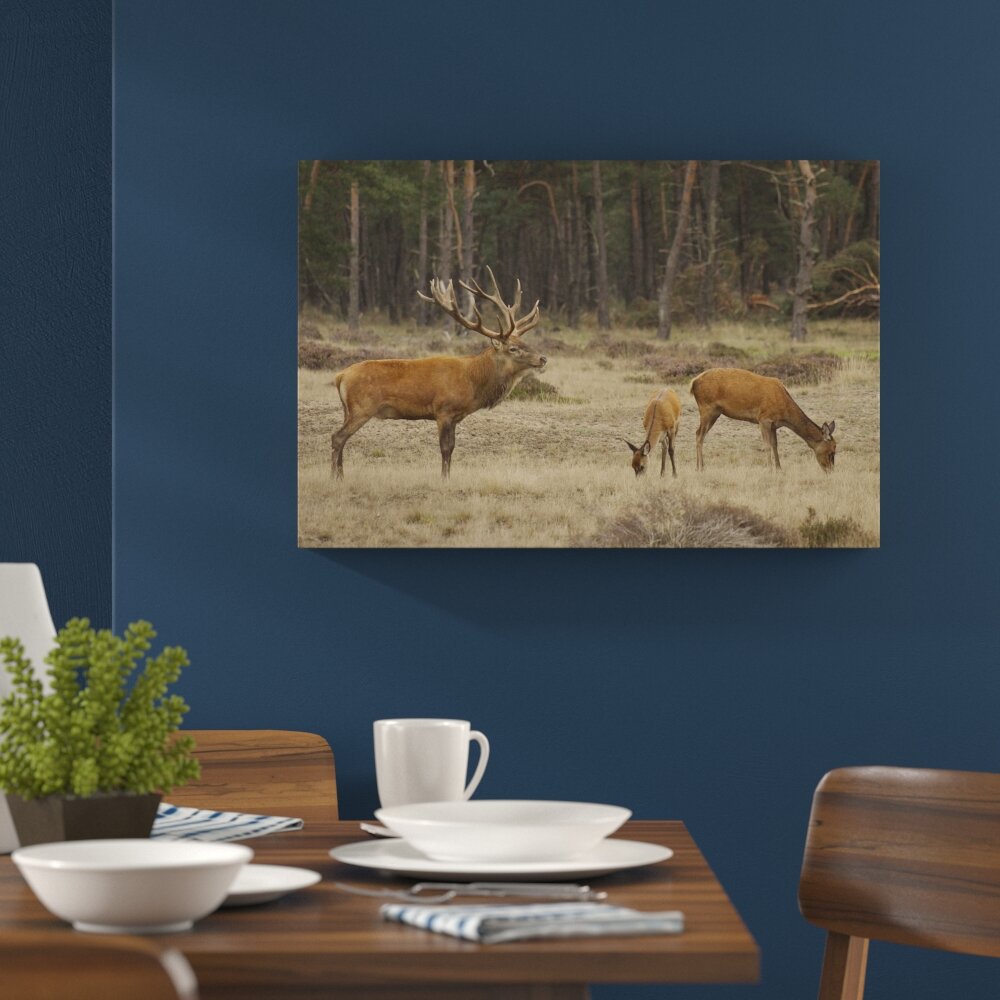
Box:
<box><xmin>374</xmin><ymin>800</ymin><xmax>631</xmax><ymax>863</ymax></box>
<box><xmin>13</xmin><ymin>838</ymin><xmax>253</xmax><ymax>933</ymax></box>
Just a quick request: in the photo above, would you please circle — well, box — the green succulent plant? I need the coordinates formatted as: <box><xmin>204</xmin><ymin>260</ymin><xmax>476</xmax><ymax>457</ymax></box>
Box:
<box><xmin>0</xmin><ymin>618</ymin><xmax>200</xmax><ymax>799</ymax></box>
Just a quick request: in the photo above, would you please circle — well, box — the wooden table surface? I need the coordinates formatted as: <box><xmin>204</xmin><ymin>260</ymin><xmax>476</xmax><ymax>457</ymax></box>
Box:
<box><xmin>0</xmin><ymin>820</ymin><xmax>759</xmax><ymax>999</ymax></box>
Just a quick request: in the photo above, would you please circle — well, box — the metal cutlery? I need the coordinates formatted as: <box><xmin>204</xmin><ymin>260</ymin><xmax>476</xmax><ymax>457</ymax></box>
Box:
<box><xmin>333</xmin><ymin>881</ymin><xmax>608</xmax><ymax>903</ymax></box>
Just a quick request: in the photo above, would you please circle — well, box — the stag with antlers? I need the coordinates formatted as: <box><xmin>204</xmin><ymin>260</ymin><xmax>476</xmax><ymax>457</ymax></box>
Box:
<box><xmin>331</xmin><ymin>267</ymin><xmax>547</xmax><ymax>478</ymax></box>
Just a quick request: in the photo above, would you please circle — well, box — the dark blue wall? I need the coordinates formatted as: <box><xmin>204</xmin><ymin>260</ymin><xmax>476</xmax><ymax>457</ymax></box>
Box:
<box><xmin>1</xmin><ymin>0</ymin><xmax>111</xmax><ymax>625</ymax></box>
<box><xmin>8</xmin><ymin>0</ymin><xmax>1000</xmax><ymax>997</ymax></box>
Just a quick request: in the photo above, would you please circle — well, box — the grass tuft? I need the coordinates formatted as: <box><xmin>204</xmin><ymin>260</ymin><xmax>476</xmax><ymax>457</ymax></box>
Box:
<box><xmin>298</xmin><ymin>341</ymin><xmax>397</xmax><ymax>370</ymax></box>
<box><xmin>591</xmin><ymin>494</ymin><xmax>792</xmax><ymax>548</ymax></box>
<box><xmin>508</xmin><ymin>375</ymin><xmax>582</xmax><ymax>403</ymax></box>
<box><xmin>752</xmin><ymin>353</ymin><xmax>841</xmax><ymax>385</ymax></box>
<box><xmin>798</xmin><ymin>507</ymin><xmax>877</xmax><ymax>548</ymax></box>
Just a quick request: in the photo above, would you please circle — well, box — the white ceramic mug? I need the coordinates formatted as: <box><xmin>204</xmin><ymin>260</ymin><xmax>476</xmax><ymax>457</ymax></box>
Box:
<box><xmin>374</xmin><ymin>719</ymin><xmax>490</xmax><ymax>808</ymax></box>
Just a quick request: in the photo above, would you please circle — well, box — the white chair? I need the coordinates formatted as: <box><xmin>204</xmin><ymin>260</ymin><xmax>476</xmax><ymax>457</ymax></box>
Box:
<box><xmin>0</xmin><ymin>564</ymin><xmax>56</xmax><ymax>852</ymax></box>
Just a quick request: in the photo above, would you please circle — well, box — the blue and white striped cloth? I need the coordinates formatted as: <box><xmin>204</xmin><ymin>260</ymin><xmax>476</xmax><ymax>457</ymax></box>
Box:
<box><xmin>381</xmin><ymin>901</ymin><xmax>685</xmax><ymax>944</ymax></box>
<box><xmin>151</xmin><ymin>803</ymin><xmax>304</xmax><ymax>841</ymax></box>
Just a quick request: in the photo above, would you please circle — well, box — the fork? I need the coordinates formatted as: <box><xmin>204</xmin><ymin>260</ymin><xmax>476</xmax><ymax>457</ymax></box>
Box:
<box><xmin>333</xmin><ymin>881</ymin><xmax>608</xmax><ymax>903</ymax></box>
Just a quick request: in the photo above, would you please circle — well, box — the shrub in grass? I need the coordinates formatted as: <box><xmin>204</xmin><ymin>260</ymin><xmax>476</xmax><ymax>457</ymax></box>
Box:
<box><xmin>752</xmin><ymin>353</ymin><xmax>840</xmax><ymax>385</ymax></box>
<box><xmin>508</xmin><ymin>375</ymin><xmax>582</xmax><ymax>403</ymax></box>
<box><xmin>799</xmin><ymin>507</ymin><xmax>876</xmax><ymax>548</ymax></box>
<box><xmin>588</xmin><ymin>334</ymin><xmax>658</xmax><ymax>359</ymax></box>
<box><xmin>591</xmin><ymin>495</ymin><xmax>791</xmax><ymax>549</ymax></box>
<box><xmin>298</xmin><ymin>341</ymin><xmax>395</xmax><ymax>370</ymax></box>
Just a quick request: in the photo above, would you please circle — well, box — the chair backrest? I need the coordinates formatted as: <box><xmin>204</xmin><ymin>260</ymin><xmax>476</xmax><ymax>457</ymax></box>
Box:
<box><xmin>1</xmin><ymin>931</ymin><xmax>198</xmax><ymax>1000</ymax></box>
<box><xmin>0</xmin><ymin>564</ymin><xmax>57</xmax><ymax>853</ymax></box>
<box><xmin>799</xmin><ymin>766</ymin><xmax>1000</xmax><ymax>998</ymax></box>
<box><xmin>175</xmin><ymin>730</ymin><xmax>338</xmax><ymax>822</ymax></box>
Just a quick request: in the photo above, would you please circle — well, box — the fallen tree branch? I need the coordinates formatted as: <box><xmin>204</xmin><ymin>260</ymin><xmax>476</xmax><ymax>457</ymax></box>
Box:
<box><xmin>807</xmin><ymin>283</ymin><xmax>880</xmax><ymax>312</ymax></box>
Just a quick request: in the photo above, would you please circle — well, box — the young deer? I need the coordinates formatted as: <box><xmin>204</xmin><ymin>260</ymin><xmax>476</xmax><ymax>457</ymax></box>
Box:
<box><xmin>625</xmin><ymin>388</ymin><xmax>682</xmax><ymax>477</ymax></box>
<box><xmin>331</xmin><ymin>267</ymin><xmax>547</xmax><ymax>479</ymax></box>
<box><xmin>690</xmin><ymin>368</ymin><xmax>836</xmax><ymax>471</ymax></box>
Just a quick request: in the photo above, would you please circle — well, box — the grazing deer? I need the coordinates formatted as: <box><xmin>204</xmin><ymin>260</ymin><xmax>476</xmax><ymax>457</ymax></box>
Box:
<box><xmin>625</xmin><ymin>388</ymin><xmax>682</xmax><ymax>477</ymax></box>
<box><xmin>331</xmin><ymin>267</ymin><xmax>547</xmax><ymax>478</ymax></box>
<box><xmin>690</xmin><ymin>368</ymin><xmax>836</xmax><ymax>471</ymax></box>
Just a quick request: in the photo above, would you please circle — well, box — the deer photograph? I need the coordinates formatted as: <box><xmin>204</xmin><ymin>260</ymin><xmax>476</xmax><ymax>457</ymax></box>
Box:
<box><xmin>298</xmin><ymin>160</ymin><xmax>879</xmax><ymax>549</ymax></box>
<box><xmin>625</xmin><ymin>388</ymin><xmax>682</xmax><ymax>477</ymax></box>
<box><xmin>331</xmin><ymin>268</ymin><xmax>546</xmax><ymax>479</ymax></box>
<box><xmin>690</xmin><ymin>368</ymin><xmax>836</xmax><ymax>472</ymax></box>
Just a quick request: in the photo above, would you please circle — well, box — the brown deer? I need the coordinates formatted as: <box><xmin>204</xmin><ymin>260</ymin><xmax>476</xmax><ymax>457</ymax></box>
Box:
<box><xmin>624</xmin><ymin>388</ymin><xmax>682</xmax><ymax>477</ymax></box>
<box><xmin>690</xmin><ymin>368</ymin><xmax>836</xmax><ymax>471</ymax></box>
<box><xmin>331</xmin><ymin>267</ymin><xmax>547</xmax><ymax>478</ymax></box>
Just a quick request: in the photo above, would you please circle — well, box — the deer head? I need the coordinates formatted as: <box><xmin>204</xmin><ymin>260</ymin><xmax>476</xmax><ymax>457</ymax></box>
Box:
<box><xmin>418</xmin><ymin>266</ymin><xmax>547</xmax><ymax>376</ymax></box>
<box><xmin>625</xmin><ymin>439</ymin><xmax>651</xmax><ymax>476</ymax></box>
<box><xmin>815</xmin><ymin>420</ymin><xmax>837</xmax><ymax>470</ymax></box>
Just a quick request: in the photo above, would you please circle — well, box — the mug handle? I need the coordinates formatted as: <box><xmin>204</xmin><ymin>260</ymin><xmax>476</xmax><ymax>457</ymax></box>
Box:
<box><xmin>462</xmin><ymin>730</ymin><xmax>490</xmax><ymax>799</ymax></box>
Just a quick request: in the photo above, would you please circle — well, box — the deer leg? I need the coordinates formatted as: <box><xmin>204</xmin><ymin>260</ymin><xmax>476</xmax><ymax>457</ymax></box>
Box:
<box><xmin>667</xmin><ymin>431</ymin><xmax>677</xmax><ymax>478</ymax></box>
<box><xmin>760</xmin><ymin>420</ymin><xmax>780</xmax><ymax>470</ymax></box>
<box><xmin>660</xmin><ymin>439</ymin><xmax>667</xmax><ymax>477</ymax></box>
<box><xmin>695</xmin><ymin>411</ymin><xmax>720</xmax><ymax>471</ymax></box>
<box><xmin>760</xmin><ymin>421</ymin><xmax>773</xmax><ymax>467</ymax></box>
<box><xmin>438</xmin><ymin>420</ymin><xmax>456</xmax><ymax>479</ymax></box>
<box><xmin>331</xmin><ymin>414</ymin><xmax>370</xmax><ymax>479</ymax></box>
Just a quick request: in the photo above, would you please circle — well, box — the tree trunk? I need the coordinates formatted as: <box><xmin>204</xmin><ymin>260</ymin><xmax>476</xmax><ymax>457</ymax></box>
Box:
<box><xmin>460</xmin><ymin>159</ymin><xmax>476</xmax><ymax>318</ymax></box>
<box><xmin>629</xmin><ymin>165</ymin><xmax>643</xmax><ymax>303</ymax></box>
<box><xmin>869</xmin><ymin>160</ymin><xmax>880</xmax><ymax>240</ymax></box>
<box><xmin>657</xmin><ymin>160</ymin><xmax>698</xmax><ymax>340</ymax></box>
<box><xmin>790</xmin><ymin>159</ymin><xmax>817</xmax><ymax>342</ymax></box>
<box><xmin>299</xmin><ymin>161</ymin><xmax>323</xmax><ymax>311</ymax></box>
<box><xmin>438</xmin><ymin>161</ymin><xmax>455</xmax><ymax>334</ymax></box>
<box><xmin>592</xmin><ymin>160</ymin><xmax>610</xmax><ymax>329</ymax></box>
<box><xmin>416</xmin><ymin>160</ymin><xmax>430</xmax><ymax>324</ymax></box>
<box><xmin>842</xmin><ymin>160</ymin><xmax>871</xmax><ymax>250</ymax></box>
<box><xmin>519</xmin><ymin>179</ymin><xmax>564</xmax><ymax>315</ymax></box>
<box><xmin>445</xmin><ymin>160</ymin><xmax>461</xmax><ymax>274</ymax></box>
<box><xmin>348</xmin><ymin>180</ymin><xmax>360</xmax><ymax>333</ymax></box>
<box><xmin>736</xmin><ymin>161</ymin><xmax>750</xmax><ymax>299</ymax></box>
<box><xmin>567</xmin><ymin>162</ymin><xmax>584</xmax><ymax>327</ymax></box>
<box><xmin>303</xmin><ymin>160</ymin><xmax>321</xmax><ymax>212</ymax></box>
<box><xmin>700</xmin><ymin>159</ymin><xmax>721</xmax><ymax>327</ymax></box>
<box><xmin>659</xmin><ymin>165</ymin><xmax>670</xmax><ymax>245</ymax></box>
<box><xmin>655</xmin><ymin>163</ymin><xmax>672</xmax><ymax>304</ymax></box>
<box><xmin>359</xmin><ymin>208</ymin><xmax>371</xmax><ymax>316</ymax></box>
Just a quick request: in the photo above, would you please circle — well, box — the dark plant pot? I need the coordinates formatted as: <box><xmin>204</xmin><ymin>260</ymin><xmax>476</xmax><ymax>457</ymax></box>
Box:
<box><xmin>7</xmin><ymin>791</ymin><xmax>162</xmax><ymax>847</ymax></box>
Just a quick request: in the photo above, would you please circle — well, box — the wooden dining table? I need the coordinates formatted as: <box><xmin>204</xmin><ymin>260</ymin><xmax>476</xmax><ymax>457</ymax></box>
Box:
<box><xmin>0</xmin><ymin>820</ymin><xmax>759</xmax><ymax>999</ymax></box>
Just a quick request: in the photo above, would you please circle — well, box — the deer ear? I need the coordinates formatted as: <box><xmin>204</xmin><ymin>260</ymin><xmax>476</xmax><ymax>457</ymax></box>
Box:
<box><xmin>623</xmin><ymin>439</ymin><xmax>639</xmax><ymax>453</ymax></box>
<box><xmin>641</xmin><ymin>441</ymin><xmax>651</xmax><ymax>455</ymax></box>
<box><xmin>822</xmin><ymin>421</ymin><xmax>836</xmax><ymax>439</ymax></box>
<box><xmin>491</xmin><ymin>339</ymin><xmax>503</xmax><ymax>351</ymax></box>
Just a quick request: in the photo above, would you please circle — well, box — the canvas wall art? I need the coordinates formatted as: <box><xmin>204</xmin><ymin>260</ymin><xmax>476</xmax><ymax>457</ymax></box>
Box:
<box><xmin>298</xmin><ymin>160</ymin><xmax>879</xmax><ymax>549</ymax></box>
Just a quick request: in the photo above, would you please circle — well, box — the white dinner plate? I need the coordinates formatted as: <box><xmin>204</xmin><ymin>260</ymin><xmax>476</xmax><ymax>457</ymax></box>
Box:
<box><xmin>374</xmin><ymin>800</ymin><xmax>632</xmax><ymax>863</ymax></box>
<box><xmin>220</xmin><ymin>864</ymin><xmax>322</xmax><ymax>907</ymax></box>
<box><xmin>328</xmin><ymin>838</ymin><xmax>672</xmax><ymax>880</ymax></box>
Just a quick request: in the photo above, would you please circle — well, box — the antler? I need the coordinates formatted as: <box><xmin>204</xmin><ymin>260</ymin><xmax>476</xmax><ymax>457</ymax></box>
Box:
<box><xmin>417</xmin><ymin>277</ymin><xmax>504</xmax><ymax>341</ymax></box>
<box><xmin>418</xmin><ymin>265</ymin><xmax>540</xmax><ymax>341</ymax></box>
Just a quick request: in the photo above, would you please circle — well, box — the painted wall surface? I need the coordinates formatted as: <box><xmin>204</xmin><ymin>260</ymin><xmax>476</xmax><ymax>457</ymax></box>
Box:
<box><xmin>1</xmin><ymin>1</ymin><xmax>111</xmax><ymax>625</ymax></box>
<box><xmin>6</xmin><ymin>0</ymin><xmax>998</xmax><ymax>997</ymax></box>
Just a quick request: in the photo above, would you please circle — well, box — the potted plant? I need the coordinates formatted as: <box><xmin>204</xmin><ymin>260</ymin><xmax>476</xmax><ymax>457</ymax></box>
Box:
<box><xmin>0</xmin><ymin>617</ymin><xmax>200</xmax><ymax>846</ymax></box>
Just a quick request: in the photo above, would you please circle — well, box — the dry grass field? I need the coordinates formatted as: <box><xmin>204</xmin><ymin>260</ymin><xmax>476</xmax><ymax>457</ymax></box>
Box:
<box><xmin>298</xmin><ymin>315</ymin><xmax>879</xmax><ymax>548</ymax></box>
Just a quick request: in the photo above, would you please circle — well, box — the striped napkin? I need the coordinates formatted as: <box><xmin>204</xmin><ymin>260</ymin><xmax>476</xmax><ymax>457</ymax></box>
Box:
<box><xmin>151</xmin><ymin>803</ymin><xmax>304</xmax><ymax>841</ymax></box>
<box><xmin>381</xmin><ymin>901</ymin><xmax>685</xmax><ymax>944</ymax></box>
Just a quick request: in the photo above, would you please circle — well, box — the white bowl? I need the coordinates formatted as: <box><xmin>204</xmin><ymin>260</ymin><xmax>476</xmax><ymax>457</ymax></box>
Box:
<box><xmin>13</xmin><ymin>838</ymin><xmax>253</xmax><ymax>933</ymax></box>
<box><xmin>374</xmin><ymin>800</ymin><xmax>631</xmax><ymax>863</ymax></box>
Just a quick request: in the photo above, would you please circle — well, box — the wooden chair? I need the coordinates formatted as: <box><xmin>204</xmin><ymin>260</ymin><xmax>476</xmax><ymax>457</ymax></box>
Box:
<box><xmin>174</xmin><ymin>730</ymin><xmax>338</xmax><ymax>822</ymax></box>
<box><xmin>2</xmin><ymin>931</ymin><xmax>198</xmax><ymax>1000</ymax></box>
<box><xmin>798</xmin><ymin>766</ymin><xmax>1000</xmax><ymax>999</ymax></box>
